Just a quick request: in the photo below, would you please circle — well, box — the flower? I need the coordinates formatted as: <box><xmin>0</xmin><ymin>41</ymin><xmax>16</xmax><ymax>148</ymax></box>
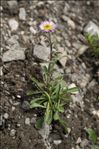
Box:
<box><xmin>39</xmin><ymin>21</ymin><xmax>56</xmax><ymax>32</ymax></box>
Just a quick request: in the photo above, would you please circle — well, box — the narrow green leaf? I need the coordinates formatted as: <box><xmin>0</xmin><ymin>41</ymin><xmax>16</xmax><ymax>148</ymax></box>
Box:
<box><xmin>30</xmin><ymin>102</ymin><xmax>45</xmax><ymax>108</ymax></box>
<box><xmin>54</xmin><ymin>111</ymin><xmax>60</xmax><ymax>120</ymax></box>
<box><xmin>45</xmin><ymin>103</ymin><xmax>53</xmax><ymax>125</ymax></box>
<box><xmin>58</xmin><ymin>105</ymin><xmax>64</xmax><ymax>113</ymax></box>
<box><xmin>67</xmin><ymin>87</ymin><xmax>78</xmax><ymax>94</ymax></box>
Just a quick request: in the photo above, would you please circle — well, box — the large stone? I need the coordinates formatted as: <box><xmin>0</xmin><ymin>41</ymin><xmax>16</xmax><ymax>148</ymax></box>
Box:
<box><xmin>7</xmin><ymin>0</ymin><xmax>18</xmax><ymax>14</ymax></box>
<box><xmin>84</xmin><ymin>21</ymin><xmax>99</xmax><ymax>36</ymax></box>
<box><xmin>8</xmin><ymin>18</ymin><xmax>19</xmax><ymax>31</ymax></box>
<box><xmin>19</xmin><ymin>8</ymin><xmax>26</xmax><ymax>21</ymax></box>
<box><xmin>33</xmin><ymin>45</ymin><xmax>50</xmax><ymax>61</ymax></box>
<box><xmin>2</xmin><ymin>36</ymin><xmax>25</xmax><ymax>62</ymax></box>
<box><xmin>2</xmin><ymin>49</ymin><xmax>25</xmax><ymax>62</ymax></box>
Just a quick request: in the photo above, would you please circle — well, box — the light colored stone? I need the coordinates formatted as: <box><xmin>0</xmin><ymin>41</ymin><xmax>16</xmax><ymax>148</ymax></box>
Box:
<box><xmin>53</xmin><ymin>140</ymin><xmax>62</xmax><ymax>145</ymax></box>
<box><xmin>4</xmin><ymin>113</ymin><xmax>9</xmax><ymax>119</ymax></box>
<box><xmin>77</xmin><ymin>45</ymin><xmax>88</xmax><ymax>56</ymax></box>
<box><xmin>33</xmin><ymin>45</ymin><xmax>50</xmax><ymax>61</ymax></box>
<box><xmin>7</xmin><ymin>35</ymin><xmax>19</xmax><ymax>45</ymax></box>
<box><xmin>19</xmin><ymin>8</ymin><xmax>26</xmax><ymax>20</ymax></box>
<box><xmin>80</xmin><ymin>74</ymin><xmax>90</xmax><ymax>88</ymax></box>
<box><xmin>2</xmin><ymin>48</ymin><xmax>25</xmax><ymax>62</ymax></box>
<box><xmin>30</xmin><ymin>26</ymin><xmax>37</xmax><ymax>34</ymax></box>
<box><xmin>80</xmin><ymin>139</ymin><xmax>89</xmax><ymax>148</ymax></box>
<box><xmin>62</xmin><ymin>16</ymin><xmax>76</xmax><ymax>29</ymax></box>
<box><xmin>88</xmin><ymin>79</ymin><xmax>96</xmax><ymax>89</ymax></box>
<box><xmin>2</xmin><ymin>36</ymin><xmax>25</xmax><ymax>62</ymax></box>
<box><xmin>16</xmin><ymin>95</ymin><xmax>21</xmax><ymax>99</ymax></box>
<box><xmin>39</xmin><ymin>123</ymin><xmax>51</xmax><ymax>140</ymax></box>
<box><xmin>39</xmin><ymin>122</ymin><xmax>52</xmax><ymax>149</ymax></box>
<box><xmin>76</xmin><ymin>137</ymin><xmax>82</xmax><ymax>144</ymax></box>
<box><xmin>8</xmin><ymin>19</ymin><xmax>19</xmax><ymax>31</ymax></box>
<box><xmin>92</xmin><ymin>110</ymin><xmax>99</xmax><ymax>118</ymax></box>
<box><xmin>0</xmin><ymin>6</ymin><xmax>3</xmax><ymax>11</ymax></box>
<box><xmin>10</xmin><ymin>129</ymin><xmax>16</xmax><ymax>137</ymax></box>
<box><xmin>84</xmin><ymin>21</ymin><xmax>99</xmax><ymax>36</ymax></box>
<box><xmin>0</xmin><ymin>67</ymin><xmax>3</xmax><ymax>76</ymax></box>
<box><xmin>76</xmin><ymin>145</ymin><xmax>80</xmax><ymax>149</ymax></box>
<box><xmin>25</xmin><ymin>118</ymin><xmax>30</xmax><ymax>125</ymax></box>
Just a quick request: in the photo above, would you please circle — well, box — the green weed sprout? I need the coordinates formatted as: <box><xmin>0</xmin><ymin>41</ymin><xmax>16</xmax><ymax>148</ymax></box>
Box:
<box><xmin>85</xmin><ymin>34</ymin><xmax>99</xmax><ymax>56</ymax></box>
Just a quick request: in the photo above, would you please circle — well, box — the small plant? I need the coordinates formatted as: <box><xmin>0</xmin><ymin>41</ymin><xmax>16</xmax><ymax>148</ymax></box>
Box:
<box><xmin>85</xmin><ymin>34</ymin><xmax>99</xmax><ymax>56</ymax></box>
<box><xmin>28</xmin><ymin>21</ymin><xmax>78</xmax><ymax>132</ymax></box>
<box><xmin>86</xmin><ymin>128</ymin><xmax>99</xmax><ymax>149</ymax></box>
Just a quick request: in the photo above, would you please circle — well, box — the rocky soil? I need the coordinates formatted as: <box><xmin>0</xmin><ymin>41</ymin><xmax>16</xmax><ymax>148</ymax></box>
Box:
<box><xmin>0</xmin><ymin>0</ymin><xmax>99</xmax><ymax>149</ymax></box>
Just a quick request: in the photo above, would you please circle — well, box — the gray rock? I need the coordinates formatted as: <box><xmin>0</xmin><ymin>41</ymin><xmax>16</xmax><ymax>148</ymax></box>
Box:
<box><xmin>25</xmin><ymin>118</ymin><xmax>30</xmax><ymax>125</ymax></box>
<box><xmin>84</xmin><ymin>21</ymin><xmax>99</xmax><ymax>36</ymax></box>
<box><xmin>33</xmin><ymin>45</ymin><xmax>50</xmax><ymax>61</ymax></box>
<box><xmin>8</xmin><ymin>18</ymin><xmax>19</xmax><ymax>31</ymax></box>
<box><xmin>80</xmin><ymin>139</ymin><xmax>89</xmax><ymax>148</ymax></box>
<box><xmin>7</xmin><ymin>35</ymin><xmax>19</xmax><ymax>45</ymax></box>
<box><xmin>30</xmin><ymin>117</ymin><xmax>36</xmax><ymax>124</ymax></box>
<box><xmin>19</xmin><ymin>8</ymin><xmax>26</xmax><ymax>21</ymax></box>
<box><xmin>76</xmin><ymin>145</ymin><xmax>80</xmax><ymax>149</ymax></box>
<box><xmin>39</xmin><ymin>123</ymin><xmax>51</xmax><ymax>140</ymax></box>
<box><xmin>80</xmin><ymin>74</ymin><xmax>90</xmax><ymax>88</ymax></box>
<box><xmin>0</xmin><ymin>115</ymin><xmax>4</xmax><ymax>127</ymax></box>
<box><xmin>3</xmin><ymin>113</ymin><xmax>9</xmax><ymax>119</ymax></box>
<box><xmin>76</xmin><ymin>137</ymin><xmax>82</xmax><ymax>144</ymax></box>
<box><xmin>0</xmin><ymin>67</ymin><xmax>3</xmax><ymax>76</ymax></box>
<box><xmin>53</xmin><ymin>140</ymin><xmax>62</xmax><ymax>145</ymax></box>
<box><xmin>21</xmin><ymin>101</ymin><xmax>30</xmax><ymax>110</ymax></box>
<box><xmin>7</xmin><ymin>0</ymin><xmax>18</xmax><ymax>14</ymax></box>
<box><xmin>39</xmin><ymin>122</ymin><xmax>51</xmax><ymax>149</ymax></box>
<box><xmin>2</xmin><ymin>37</ymin><xmax>25</xmax><ymax>62</ymax></box>
<box><xmin>2</xmin><ymin>48</ymin><xmax>25</xmax><ymax>62</ymax></box>
<box><xmin>30</xmin><ymin>26</ymin><xmax>37</xmax><ymax>34</ymax></box>
<box><xmin>62</xmin><ymin>15</ymin><xmax>76</xmax><ymax>29</ymax></box>
<box><xmin>77</xmin><ymin>45</ymin><xmax>88</xmax><ymax>56</ymax></box>
<box><xmin>10</xmin><ymin>129</ymin><xmax>16</xmax><ymax>137</ymax></box>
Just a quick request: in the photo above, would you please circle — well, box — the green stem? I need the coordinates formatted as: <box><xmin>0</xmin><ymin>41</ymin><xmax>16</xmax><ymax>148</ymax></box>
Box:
<box><xmin>48</xmin><ymin>32</ymin><xmax>53</xmax><ymax>60</ymax></box>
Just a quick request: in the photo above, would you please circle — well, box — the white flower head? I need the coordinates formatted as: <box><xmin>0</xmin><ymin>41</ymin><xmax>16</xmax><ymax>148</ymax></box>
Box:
<box><xmin>39</xmin><ymin>21</ymin><xmax>56</xmax><ymax>32</ymax></box>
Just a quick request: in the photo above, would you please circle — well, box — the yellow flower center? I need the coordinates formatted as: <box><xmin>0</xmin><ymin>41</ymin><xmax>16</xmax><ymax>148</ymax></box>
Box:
<box><xmin>43</xmin><ymin>24</ymin><xmax>52</xmax><ymax>30</ymax></box>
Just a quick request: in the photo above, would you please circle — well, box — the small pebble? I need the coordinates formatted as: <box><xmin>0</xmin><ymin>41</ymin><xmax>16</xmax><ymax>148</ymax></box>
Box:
<box><xmin>30</xmin><ymin>117</ymin><xmax>36</xmax><ymax>124</ymax></box>
<box><xmin>53</xmin><ymin>140</ymin><xmax>62</xmax><ymax>145</ymax></box>
<box><xmin>4</xmin><ymin>113</ymin><xmax>9</xmax><ymax>119</ymax></box>
<box><xmin>25</xmin><ymin>118</ymin><xmax>30</xmax><ymax>125</ymax></box>
<box><xmin>10</xmin><ymin>129</ymin><xmax>16</xmax><ymax>137</ymax></box>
